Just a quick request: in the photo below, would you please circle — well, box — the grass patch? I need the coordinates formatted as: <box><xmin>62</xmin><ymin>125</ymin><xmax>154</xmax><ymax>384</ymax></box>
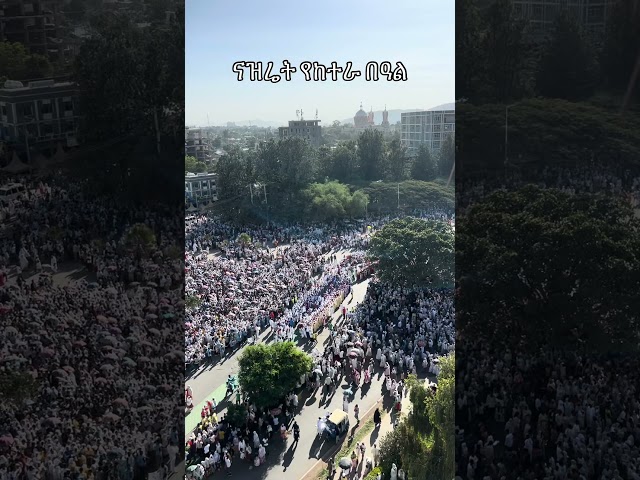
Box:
<box><xmin>316</xmin><ymin>411</ymin><xmax>387</xmax><ymax>480</ymax></box>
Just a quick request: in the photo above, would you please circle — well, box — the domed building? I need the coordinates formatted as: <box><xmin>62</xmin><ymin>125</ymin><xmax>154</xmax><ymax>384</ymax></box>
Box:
<box><xmin>354</xmin><ymin>103</ymin><xmax>368</xmax><ymax>128</ymax></box>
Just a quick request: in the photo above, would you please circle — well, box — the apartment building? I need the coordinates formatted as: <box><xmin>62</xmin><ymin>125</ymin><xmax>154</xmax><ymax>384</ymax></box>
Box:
<box><xmin>400</xmin><ymin>109</ymin><xmax>455</xmax><ymax>154</ymax></box>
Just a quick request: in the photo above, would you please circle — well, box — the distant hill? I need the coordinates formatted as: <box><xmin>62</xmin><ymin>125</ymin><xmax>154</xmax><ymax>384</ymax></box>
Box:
<box><xmin>338</xmin><ymin>103</ymin><xmax>455</xmax><ymax>126</ymax></box>
<box><xmin>221</xmin><ymin>103</ymin><xmax>456</xmax><ymax>128</ymax></box>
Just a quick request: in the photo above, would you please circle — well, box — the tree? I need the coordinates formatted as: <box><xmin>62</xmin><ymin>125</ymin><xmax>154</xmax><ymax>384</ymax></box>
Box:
<box><xmin>481</xmin><ymin>0</ymin><xmax>532</xmax><ymax>102</ymax></box>
<box><xmin>349</xmin><ymin>190</ymin><xmax>369</xmax><ymax>217</ymax></box>
<box><xmin>456</xmin><ymin>0</ymin><xmax>485</xmax><ymax>102</ymax></box>
<box><xmin>362</xmin><ymin>180</ymin><xmax>455</xmax><ymax>215</ymax></box>
<box><xmin>302</xmin><ymin>181</ymin><xmax>369</xmax><ymax>221</ymax></box>
<box><xmin>237</xmin><ymin>232</ymin><xmax>251</xmax><ymax>245</ymax></box>
<box><xmin>424</xmin><ymin>355</ymin><xmax>455</xmax><ymax>478</ymax></box>
<box><xmin>357</xmin><ymin>129</ymin><xmax>386</xmax><ymax>181</ymax></box>
<box><xmin>0</xmin><ymin>42</ymin><xmax>52</xmax><ymax>82</ymax></box>
<box><xmin>438</xmin><ymin>134</ymin><xmax>455</xmax><ymax>178</ymax></box>
<box><xmin>316</xmin><ymin>145</ymin><xmax>333</xmax><ymax>180</ymax></box>
<box><xmin>386</xmin><ymin>138</ymin><xmax>409</xmax><ymax>181</ymax></box>
<box><xmin>332</xmin><ymin>120</ymin><xmax>341</xmax><ymax>127</ymax></box>
<box><xmin>457</xmin><ymin>186</ymin><xmax>640</xmax><ymax>351</ymax></box>
<box><xmin>124</xmin><ymin>223</ymin><xmax>157</xmax><ymax>258</ymax></box>
<box><xmin>536</xmin><ymin>13</ymin><xmax>598</xmax><ymax>101</ymax></box>
<box><xmin>185</xmin><ymin>155</ymin><xmax>200</xmax><ymax>173</ymax></box>
<box><xmin>215</xmin><ymin>147</ymin><xmax>250</xmax><ymax>200</ymax></box>
<box><xmin>600</xmin><ymin>0</ymin><xmax>640</xmax><ymax>92</ymax></box>
<box><xmin>378</xmin><ymin>355</ymin><xmax>455</xmax><ymax>480</ymax></box>
<box><xmin>74</xmin><ymin>11</ymin><xmax>183</xmax><ymax>144</ymax></box>
<box><xmin>329</xmin><ymin>142</ymin><xmax>358</xmax><ymax>182</ymax></box>
<box><xmin>411</xmin><ymin>145</ymin><xmax>437</xmax><ymax>181</ymax></box>
<box><xmin>237</xmin><ymin>342</ymin><xmax>313</xmax><ymax>409</ymax></box>
<box><xmin>368</xmin><ymin>218</ymin><xmax>454</xmax><ymax>287</ymax></box>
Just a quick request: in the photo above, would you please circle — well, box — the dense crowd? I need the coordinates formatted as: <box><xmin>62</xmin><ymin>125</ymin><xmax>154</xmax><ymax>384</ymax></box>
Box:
<box><xmin>456</xmin><ymin>164</ymin><xmax>640</xmax><ymax>480</ymax></box>
<box><xmin>0</xmin><ymin>175</ymin><xmax>183</xmax><ymax>480</ymax></box>
<box><xmin>185</xmin><ymin>216</ymin><xmax>381</xmax><ymax>365</ymax></box>
<box><xmin>186</xmin><ymin>279</ymin><xmax>455</xmax><ymax>478</ymax></box>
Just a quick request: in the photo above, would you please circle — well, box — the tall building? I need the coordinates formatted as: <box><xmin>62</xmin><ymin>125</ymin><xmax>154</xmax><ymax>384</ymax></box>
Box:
<box><xmin>512</xmin><ymin>0</ymin><xmax>615</xmax><ymax>41</ymax></box>
<box><xmin>0</xmin><ymin>0</ymin><xmax>70</xmax><ymax>64</ymax></box>
<box><xmin>185</xmin><ymin>127</ymin><xmax>209</xmax><ymax>161</ymax></box>
<box><xmin>278</xmin><ymin>119</ymin><xmax>322</xmax><ymax>147</ymax></box>
<box><xmin>381</xmin><ymin>106</ymin><xmax>390</xmax><ymax>128</ymax></box>
<box><xmin>0</xmin><ymin>79</ymin><xmax>80</xmax><ymax>157</ymax></box>
<box><xmin>401</xmin><ymin>109</ymin><xmax>455</xmax><ymax>154</ymax></box>
<box><xmin>367</xmin><ymin>107</ymin><xmax>374</xmax><ymax>126</ymax></box>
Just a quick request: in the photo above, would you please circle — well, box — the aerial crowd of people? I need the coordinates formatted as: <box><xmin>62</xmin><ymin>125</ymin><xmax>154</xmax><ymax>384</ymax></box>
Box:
<box><xmin>456</xmin><ymin>163</ymin><xmax>640</xmax><ymax>480</ymax></box>
<box><xmin>184</xmin><ymin>209</ymin><xmax>455</xmax><ymax>478</ymax></box>
<box><xmin>0</xmin><ymin>175</ymin><xmax>183</xmax><ymax>479</ymax></box>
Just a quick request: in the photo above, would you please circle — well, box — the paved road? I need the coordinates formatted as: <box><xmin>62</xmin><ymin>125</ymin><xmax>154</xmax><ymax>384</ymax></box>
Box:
<box><xmin>183</xmin><ymin>276</ymin><xmax>425</xmax><ymax>480</ymax></box>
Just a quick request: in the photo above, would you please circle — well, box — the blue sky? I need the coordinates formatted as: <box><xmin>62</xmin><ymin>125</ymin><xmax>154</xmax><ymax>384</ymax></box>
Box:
<box><xmin>185</xmin><ymin>0</ymin><xmax>454</xmax><ymax>126</ymax></box>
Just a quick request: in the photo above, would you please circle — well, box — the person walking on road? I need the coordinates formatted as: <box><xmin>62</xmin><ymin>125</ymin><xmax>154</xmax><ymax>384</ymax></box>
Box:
<box><xmin>373</xmin><ymin>408</ymin><xmax>381</xmax><ymax>427</ymax></box>
<box><xmin>354</xmin><ymin>404</ymin><xmax>360</xmax><ymax>423</ymax></box>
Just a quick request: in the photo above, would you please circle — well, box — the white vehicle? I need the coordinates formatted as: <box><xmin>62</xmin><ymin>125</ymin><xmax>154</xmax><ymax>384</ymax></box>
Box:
<box><xmin>0</xmin><ymin>183</ymin><xmax>26</xmax><ymax>204</ymax></box>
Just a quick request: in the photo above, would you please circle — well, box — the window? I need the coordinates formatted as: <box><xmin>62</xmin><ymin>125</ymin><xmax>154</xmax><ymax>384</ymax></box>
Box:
<box><xmin>42</xmin><ymin>122</ymin><xmax>54</xmax><ymax>136</ymax></box>
<box><xmin>23</xmin><ymin>104</ymin><xmax>33</xmax><ymax>117</ymax></box>
<box><xmin>41</xmin><ymin>102</ymin><xmax>53</xmax><ymax>115</ymax></box>
<box><xmin>0</xmin><ymin>104</ymin><xmax>6</xmax><ymax>117</ymax></box>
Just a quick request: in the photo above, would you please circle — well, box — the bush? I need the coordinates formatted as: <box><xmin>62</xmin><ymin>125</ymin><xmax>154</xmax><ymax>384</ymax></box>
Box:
<box><xmin>364</xmin><ymin>467</ymin><xmax>382</xmax><ymax>480</ymax></box>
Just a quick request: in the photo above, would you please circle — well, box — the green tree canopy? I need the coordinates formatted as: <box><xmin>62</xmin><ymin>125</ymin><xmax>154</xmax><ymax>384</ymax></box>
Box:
<box><xmin>368</xmin><ymin>218</ymin><xmax>454</xmax><ymax>288</ymax></box>
<box><xmin>238</xmin><ymin>342</ymin><xmax>313</xmax><ymax>409</ymax></box>
<box><xmin>457</xmin><ymin>186</ymin><xmax>640</xmax><ymax>351</ymax></box>
<box><xmin>411</xmin><ymin>145</ymin><xmax>437</xmax><ymax>182</ymax></box>
<box><xmin>302</xmin><ymin>181</ymin><xmax>368</xmax><ymax>221</ymax></box>
<box><xmin>536</xmin><ymin>13</ymin><xmax>598</xmax><ymax>101</ymax></box>
<box><xmin>215</xmin><ymin>146</ymin><xmax>253</xmax><ymax>200</ymax></box>
<box><xmin>185</xmin><ymin>155</ymin><xmax>205</xmax><ymax>173</ymax></box>
<box><xmin>386</xmin><ymin>138</ymin><xmax>409</xmax><ymax>181</ymax></box>
<box><xmin>378</xmin><ymin>355</ymin><xmax>455</xmax><ymax>480</ymax></box>
<box><xmin>357</xmin><ymin>129</ymin><xmax>386</xmax><ymax>181</ymax></box>
<box><xmin>124</xmin><ymin>223</ymin><xmax>157</xmax><ymax>257</ymax></box>
<box><xmin>456</xmin><ymin>100</ymin><xmax>640</xmax><ymax>172</ymax></box>
<box><xmin>74</xmin><ymin>10</ymin><xmax>183</xmax><ymax>142</ymax></box>
<box><xmin>0</xmin><ymin>41</ymin><xmax>52</xmax><ymax>82</ymax></box>
<box><xmin>361</xmin><ymin>180</ymin><xmax>454</xmax><ymax>215</ymax></box>
<box><xmin>438</xmin><ymin>134</ymin><xmax>455</xmax><ymax>178</ymax></box>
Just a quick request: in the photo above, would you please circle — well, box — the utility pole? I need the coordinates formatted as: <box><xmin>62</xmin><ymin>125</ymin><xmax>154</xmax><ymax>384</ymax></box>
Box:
<box><xmin>397</xmin><ymin>183</ymin><xmax>400</xmax><ymax>211</ymax></box>
<box><xmin>249</xmin><ymin>184</ymin><xmax>254</xmax><ymax>205</ymax></box>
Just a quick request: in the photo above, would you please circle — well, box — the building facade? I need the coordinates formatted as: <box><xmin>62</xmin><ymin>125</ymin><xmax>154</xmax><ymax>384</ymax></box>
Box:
<box><xmin>185</xmin><ymin>172</ymin><xmax>218</xmax><ymax>206</ymax></box>
<box><xmin>353</xmin><ymin>104</ymin><xmax>391</xmax><ymax>132</ymax></box>
<box><xmin>278</xmin><ymin>119</ymin><xmax>322</xmax><ymax>147</ymax></box>
<box><xmin>0</xmin><ymin>0</ymin><xmax>71</xmax><ymax>64</ymax></box>
<box><xmin>401</xmin><ymin>109</ymin><xmax>455</xmax><ymax>154</ymax></box>
<box><xmin>512</xmin><ymin>0</ymin><xmax>615</xmax><ymax>41</ymax></box>
<box><xmin>0</xmin><ymin>79</ymin><xmax>80</xmax><ymax>156</ymax></box>
<box><xmin>185</xmin><ymin>127</ymin><xmax>209</xmax><ymax>161</ymax></box>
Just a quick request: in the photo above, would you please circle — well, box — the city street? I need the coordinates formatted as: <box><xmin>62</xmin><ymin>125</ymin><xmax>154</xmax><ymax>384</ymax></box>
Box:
<box><xmin>182</xmin><ymin>270</ymin><xmax>420</xmax><ymax>480</ymax></box>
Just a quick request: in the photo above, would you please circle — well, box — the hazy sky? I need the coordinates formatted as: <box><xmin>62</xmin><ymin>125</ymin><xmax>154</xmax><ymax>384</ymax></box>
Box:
<box><xmin>185</xmin><ymin>0</ymin><xmax>454</xmax><ymax>126</ymax></box>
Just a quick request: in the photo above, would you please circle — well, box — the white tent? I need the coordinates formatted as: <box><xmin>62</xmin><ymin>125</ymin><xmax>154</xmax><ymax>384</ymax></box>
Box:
<box><xmin>2</xmin><ymin>151</ymin><xmax>30</xmax><ymax>174</ymax></box>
